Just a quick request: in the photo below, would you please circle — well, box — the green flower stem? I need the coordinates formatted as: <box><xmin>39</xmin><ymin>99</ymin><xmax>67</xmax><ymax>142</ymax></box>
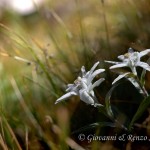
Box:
<box><xmin>108</xmin><ymin>114</ymin><xmax>128</xmax><ymax>131</ymax></box>
<box><xmin>135</xmin><ymin>76</ymin><xmax>149</xmax><ymax>98</ymax></box>
<box><xmin>97</xmin><ymin>106</ymin><xmax>128</xmax><ymax>131</ymax></box>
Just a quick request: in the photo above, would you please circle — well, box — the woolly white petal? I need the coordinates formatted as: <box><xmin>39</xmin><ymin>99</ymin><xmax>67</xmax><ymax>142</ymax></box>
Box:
<box><xmin>91</xmin><ymin>78</ymin><xmax>105</xmax><ymax>89</ymax></box>
<box><xmin>112</xmin><ymin>72</ymin><xmax>130</xmax><ymax>84</ymax></box>
<box><xmin>55</xmin><ymin>92</ymin><xmax>77</xmax><ymax>104</ymax></box>
<box><xmin>105</xmin><ymin>60</ymin><xmax>120</xmax><ymax>64</ymax></box>
<box><xmin>118</xmin><ymin>55</ymin><xmax>125</xmax><ymax>61</ymax></box>
<box><xmin>84</xmin><ymin>71</ymin><xmax>90</xmax><ymax>78</ymax></box>
<box><xmin>110</xmin><ymin>63</ymin><xmax>127</xmax><ymax>69</ymax></box>
<box><xmin>88</xmin><ymin>69</ymin><xmax>105</xmax><ymax>84</ymax></box>
<box><xmin>81</xmin><ymin>66</ymin><xmax>86</xmax><ymax>76</ymax></box>
<box><xmin>79</xmin><ymin>89</ymin><xmax>94</xmax><ymax>104</ymax></box>
<box><xmin>137</xmin><ymin>62</ymin><xmax>150</xmax><ymax>71</ymax></box>
<box><xmin>66</xmin><ymin>84</ymin><xmax>74</xmax><ymax>91</ymax></box>
<box><xmin>127</xmin><ymin>78</ymin><xmax>144</xmax><ymax>94</ymax></box>
<box><xmin>139</xmin><ymin>49</ymin><xmax>150</xmax><ymax>57</ymax></box>
<box><xmin>88</xmin><ymin>61</ymin><xmax>99</xmax><ymax>75</ymax></box>
<box><xmin>89</xmin><ymin>89</ymin><xmax>95</xmax><ymax>97</ymax></box>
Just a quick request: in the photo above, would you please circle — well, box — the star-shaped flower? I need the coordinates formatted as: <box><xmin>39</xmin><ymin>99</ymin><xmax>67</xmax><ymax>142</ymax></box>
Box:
<box><xmin>105</xmin><ymin>48</ymin><xmax>150</xmax><ymax>75</ymax></box>
<box><xmin>55</xmin><ymin>62</ymin><xmax>105</xmax><ymax>106</ymax></box>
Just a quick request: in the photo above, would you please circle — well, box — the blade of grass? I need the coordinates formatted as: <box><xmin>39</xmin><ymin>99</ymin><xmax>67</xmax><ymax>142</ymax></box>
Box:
<box><xmin>0</xmin><ymin>24</ymin><xmax>58</xmax><ymax>95</ymax></box>
<box><xmin>51</xmin><ymin>120</ymin><xmax>85</xmax><ymax>150</ymax></box>
<box><xmin>49</xmin><ymin>10</ymin><xmax>72</xmax><ymax>38</ymax></box>
<box><xmin>25</xmin><ymin>126</ymin><xmax>28</xmax><ymax>150</ymax></box>
<box><xmin>75</xmin><ymin>0</ymin><xmax>90</xmax><ymax>63</ymax></box>
<box><xmin>10</xmin><ymin>76</ymin><xmax>43</xmax><ymax>136</ymax></box>
<box><xmin>75</xmin><ymin>0</ymin><xmax>86</xmax><ymax>47</ymax></box>
<box><xmin>0</xmin><ymin>118</ymin><xmax>5</xmax><ymax>141</ymax></box>
<box><xmin>3</xmin><ymin>118</ymin><xmax>22</xmax><ymax>150</ymax></box>
<box><xmin>128</xmin><ymin>95</ymin><xmax>150</xmax><ymax>131</ymax></box>
<box><xmin>10</xmin><ymin>76</ymin><xmax>57</xmax><ymax>149</ymax></box>
<box><xmin>65</xmin><ymin>137</ymin><xmax>85</xmax><ymax>150</ymax></box>
<box><xmin>101</xmin><ymin>0</ymin><xmax>111</xmax><ymax>53</ymax></box>
<box><xmin>105</xmin><ymin>81</ymin><xmax>123</xmax><ymax>117</ymax></box>
<box><xmin>0</xmin><ymin>134</ymin><xmax>8</xmax><ymax>150</ymax></box>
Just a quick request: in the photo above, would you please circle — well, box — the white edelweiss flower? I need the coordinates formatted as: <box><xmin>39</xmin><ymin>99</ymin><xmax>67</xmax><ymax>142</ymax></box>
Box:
<box><xmin>55</xmin><ymin>62</ymin><xmax>105</xmax><ymax>106</ymax></box>
<box><xmin>105</xmin><ymin>48</ymin><xmax>150</xmax><ymax>75</ymax></box>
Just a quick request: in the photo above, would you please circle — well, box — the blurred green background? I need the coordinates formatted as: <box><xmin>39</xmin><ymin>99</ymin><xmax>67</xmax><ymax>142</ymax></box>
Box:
<box><xmin>0</xmin><ymin>0</ymin><xmax>150</xmax><ymax>149</ymax></box>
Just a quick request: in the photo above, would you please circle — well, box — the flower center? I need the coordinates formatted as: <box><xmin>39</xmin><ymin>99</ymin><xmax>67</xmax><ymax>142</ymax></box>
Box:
<box><xmin>130</xmin><ymin>52</ymin><xmax>139</xmax><ymax>65</ymax></box>
<box><xmin>74</xmin><ymin>77</ymin><xmax>81</xmax><ymax>85</ymax></box>
<box><xmin>124</xmin><ymin>52</ymin><xmax>139</xmax><ymax>66</ymax></box>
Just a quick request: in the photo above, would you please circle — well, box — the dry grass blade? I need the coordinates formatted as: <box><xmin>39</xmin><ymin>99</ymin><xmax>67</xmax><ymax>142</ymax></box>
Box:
<box><xmin>65</xmin><ymin>137</ymin><xmax>85</xmax><ymax>150</ymax></box>
<box><xmin>0</xmin><ymin>118</ymin><xmax>5</xmax><ymax>140</ymax></box>
<box><xmin>51</xmin><ymin>121</ymin><xmax>85</xmax><ymax>150</ymax></box>
<box><xmin>50</xmin><ymin>10</ymin><xmax>72</xmax><ymax>38</ymax></box>
<box><xmin>3</xmin><ymin>119</ymin><xmax>22</xmax><ymax>150</ymax></box>
<box><xmin>25</xmin><ymin>126</ymin><xmax>28</xmax><ymax>150</ymax></box>
<box><xmin>0</xmin><ymin>134</ymin><xmax>8</xmax><ymax>150</ymax></box>
<box><xmin>9</xmin><ymin>76</ymin><xmax>57</xmax><ymax>149</ymax></box>
<box><xmin>0</xmin><ymin>52</ymin><xmax>32</xmax><ymax>65</ymax></box>
<box><xmin>10</xmin><ymin>76</ymin><xmax>43</xmax><ymax>136</ymax></box>
<box><xmin>101</xmin><ymin>0</ymin><xmax>111</xmax><ymax>54</ymax></box>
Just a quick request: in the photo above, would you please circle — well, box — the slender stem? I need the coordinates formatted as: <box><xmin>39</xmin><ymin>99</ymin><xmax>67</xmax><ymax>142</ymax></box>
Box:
<box><xmin>108</xmin><ymin>115</ymin><xmax>128</xmax><ymax>131</ymax></box>
<box><xmin>114</xmin><ymin>119</ymin><xmax>128</xmax><ymax>131</ymax></box>
<box><xmin>136</xmin><ymin>76</ymin><xmax>149</xmax><ymax>98</ymax></box>
<box><xmin>97</xmin><ymin>106</ymin><xmax>128</xmax><ymax>131</ymax></box>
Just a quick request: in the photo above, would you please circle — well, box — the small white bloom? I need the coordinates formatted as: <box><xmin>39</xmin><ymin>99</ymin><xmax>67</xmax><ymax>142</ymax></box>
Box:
<box><xmin>105</xmin><ymin>48</ymin><xmax>150</xmax><ymax>75</ymax></box>
<box><xmin>55</xmin><ymin>62</ymin><xmax>105</xmax><ymax>106</ymax></box>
